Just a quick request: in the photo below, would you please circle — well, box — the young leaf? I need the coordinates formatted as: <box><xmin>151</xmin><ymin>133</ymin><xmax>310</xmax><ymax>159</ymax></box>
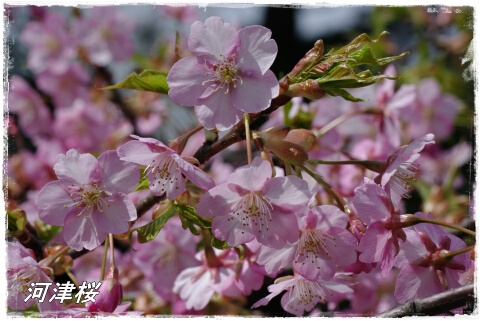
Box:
<box><xmin>102</xmin><ymin>70</ymin><xmax>169</xmax><ymax>94</ymax></box>
<box><xmin>129</xmin><ymin>203</ymin><xmax>176</xmax><ymax>244</ymax></box>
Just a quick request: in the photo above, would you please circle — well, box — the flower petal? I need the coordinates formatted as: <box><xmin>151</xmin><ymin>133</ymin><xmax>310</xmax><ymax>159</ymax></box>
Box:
<box><xmin>63</xmin><ymin>211</ymin><xmax>107</xmax><ymax>251</ymax></box>
<box><xmin>167</xmin><ymin>57</ymin><xmax>210</xmax><ymax>107</ymax></box>
<box><xmin>92</xmin><ymin>194</ymin><xmax>136</xmax><ymax>234</ymax></box>
<box><xmin>53</xmin><ymin>149</ymin><xmax>97</xmax><ymax>184</ymax></box>
<box><xmin>172</xmin><ymin>154</ymin><xmax>215</xmax><ymax>190</ymax></box>
<box><xmin>227</xmin><ymin>157</ymin><xmax>271</xmax><ymax>193</ymax></box>
<box><xmin>194</xmin><ymin>92</ymin><xmax>243</xmax><ymax>131</ymax></box>
<box><xmin>36</xmin><ymin>181</ymin><xmax>71</xmax><ymax>226</ymax></box>
<box><xmin>263</xmin><ymin>176</ymin><xmax>311</xmax><ymax>213</ymax></box>
<box><xmin>98</xmin><ymin>150</ymin><xmax>139</xmax><ymax>194</ymax></box>
<box><xmin>231</xmin><ymin>71</ymin><xmax>279</xmax><ymax>113</ymax></box>
<box><xmin>236</xmin><ymin>25</ymin><xmax>277</xmax><ymax>76</ymax></box>
<box><xmin>211</xmin><ymin>213</ymin><xmax>255</xmax><ymax>246</ymax></box>
<box><xmin>196</xmin><ymin>184</ymin><xmax>241</xmax><ymax>218</ymax></box>
<box><xmin>188</xmin><ymin>16</ymin><xmax>238</xmax><ymax>59</ymax></box>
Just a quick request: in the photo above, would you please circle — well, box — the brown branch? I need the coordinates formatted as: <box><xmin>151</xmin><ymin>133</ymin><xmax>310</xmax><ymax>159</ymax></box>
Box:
<box><xmin>14</xmin><ymin>222</ymin><xmax>45</xmax><ymax>261</ymax></box>
<box><xmin>193</xmin><ymin>93</ymin><xmax>292</xmax><ymax>164</ymax></box>
<box><xmin>376</xmin><ymin>284</ymin><xmax>475</xmax><ymax>317</ymax></box>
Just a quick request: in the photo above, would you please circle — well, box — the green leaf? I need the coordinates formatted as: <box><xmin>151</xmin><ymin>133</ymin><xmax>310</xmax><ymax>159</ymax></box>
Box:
<box><xmin>211</xmin><ymin>237</ymin><xmax>230</xmax><ymax>250</ymax></box>
<box><xmin>36</xmin><ymin>222</ymin><xmax>62</xmax><ymax>243</ymax></box>
<box><xmin>348</xmin><ymin>46</ymin><xmax>410</xmax><ymax>67</ymax></box>
<box><xmin>323</xmin><ymin>87</ymin><xmax>364</xmax><ymax>102</ymax></box>
<box><xmin>178</xmin><ymin>204</ymin><xmax>212</xmax><ymax>229</ymax></box>
<box><xmin>129</xmin><ymin>204</ymin><xmax>176</xmax><ymax>244</ymax></box>
<box><xmin>133</xmin><ymin>170</ymin><xmax>150</xmax><ymax>192</ymax></box>
<box><xmin>102</xmin><ymin>70</ymin><xmax>169</xmax><ymax>94</ymax></box>
<box><xmin>7</xmin><ymin>209</ymin><xmax>26</xmax><ymax>236</ymax></box>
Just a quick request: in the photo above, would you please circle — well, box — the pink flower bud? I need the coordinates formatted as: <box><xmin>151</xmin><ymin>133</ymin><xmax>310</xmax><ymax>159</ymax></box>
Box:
<box><xmin>87</xmin><ymin>266</ymin><xmax>123</xmax><ymax>313</ymax></box>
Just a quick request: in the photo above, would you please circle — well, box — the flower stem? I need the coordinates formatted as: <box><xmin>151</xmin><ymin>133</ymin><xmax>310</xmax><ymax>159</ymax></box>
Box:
<box><xmin>441</xmin><ymin>245</ymin><xmax>475</xmax><ymax>261</ymax></box>
<box><xmin>315</xmin><ymin>110</ymin><xmax>362</xmax><ymax>137</ymax></box>
<box><xmin>42</xmin><ymin>246</ymin><xmax>71</xmax><ymax>268</ymax></box>
<box><xmin>298</xmin><ymin>164</ymin><xmax>348</xmax><ymax>210</ymax></box>
<box><xmin>109</xmin><ymin>233</ymin><xmax>115</xmax><ymax>268</ymax></box>
<box><xmin>244</xmin><ymin>113</ymin><xmax>253</xmax><ymax>164</ymax></box>
<box><xmin>416</xmin><ymin>217</ymin><xmax>476</xmax><ymax>237</ymax></box>
<box><xmin>100</xmin><ymin>236</ymin><xmax>109</xmax><ymax>281</ymax></box>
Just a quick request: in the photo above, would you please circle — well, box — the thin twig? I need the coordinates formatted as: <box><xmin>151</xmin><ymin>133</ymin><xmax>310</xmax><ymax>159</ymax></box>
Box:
<box><xmin>376</xmin><ymin>284</ymin><xmax>475</xmax><ymax>317</ymax></box>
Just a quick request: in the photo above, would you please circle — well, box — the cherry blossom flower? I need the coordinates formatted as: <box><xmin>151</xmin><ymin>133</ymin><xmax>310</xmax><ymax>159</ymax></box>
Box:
<box><xmin>36</xmin><ymin>63</ymin><xmax>90</xmax><ymax>108</ymax></box>
<box><xmin>20</xmin><ymin>11</ymin><xmax>76</xmax><ymax>74</ymax></box>
<box><xmin>132</xmin><ymin>216</ymin><xmax>200</xmax><ymax>301</ymax></box>
<box><xmin>36</xmin><ymin>149</ymin><xmax>139</xmax><ymax>251</ymax></box>
<box><xmin>394</xmin><ymin>213</ymin><xmax>472</xmax><ymax>303</ymax></box>
<box><xmin>173</xmin><ymin>249</ymin><xmax>242</xmax><ymax>310</ymax></box>
<box><xmin>403</xmin><ymin>78</ymin><xmax>461</xmax><ymax>141</ymax></box>
<box><xmin>167</xmin><ymin>16</ymin><xmax>279</xmax><ymax>131</ymax></box>
<box><xmin>197</xmin><ymin>157</ymin><xmax>311</xmax><ymax>248</ymax></box>
<box><xmin>72</xmin><ymin>7</ymin><xmax>135</xmax><ymax>66</ymax></box>
<box><xmin>8</xmin><ymin>75</ymin><xmax>52</xmax><ymax>139</ymax></box>
<box><xmin>353</xmin><ymin>178</ymin><xmax>415</xmax><ymax>276</ymax></box>
<box><xmin>376</xmin><ymin>133</ymin><xmax>435</xmax><ymax>203</ymax></box>
<box><xmin>7</xmin><ymin>241</ymin><xmax>61</xmax><ymax>313</ymax></box>
<box><xmin>257</xmin><ymin>205</ymin><xmax>357</xmax><ymax>281</ymax></box>
<box><xmin>252</xmin><ymin>274</ymin><xmax>353</xmax><ymax>317</ymax></box>
<box><xmin>117</xmin><ymin>135</ymin><xmax>215</xmax><ymax>200</ymax></box>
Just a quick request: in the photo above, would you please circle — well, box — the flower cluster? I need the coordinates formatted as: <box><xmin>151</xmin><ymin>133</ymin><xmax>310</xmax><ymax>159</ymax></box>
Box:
<box><xmin>7</xmin><ymin>6</ymin><xmax>474</xmax><ymax>318</ymax></box>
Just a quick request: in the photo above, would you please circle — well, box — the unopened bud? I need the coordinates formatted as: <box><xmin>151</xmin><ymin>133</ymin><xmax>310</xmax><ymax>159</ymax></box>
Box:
<box><xmin>285</xmin><ymin>129</ymin><xmax>316</xmax><ymax>151</ymax></box>
<box><xmin>286</xmin><ymin>79</ymin><xmax>326</xmax><ymax>100</ymax></box>
<box><xmin>288</xmin><ymin>40</ymin><xmax>324</xmax><ymax>80</ymax></box>
<box><xmin>257</xmin><ymin>130</ymin><xmax>308</xmax><ymax>165</ymax></box>
<box><xmin>87</xmin><ymin>265</ymin><xmax>123</xmax><ymax>313</ymax></box>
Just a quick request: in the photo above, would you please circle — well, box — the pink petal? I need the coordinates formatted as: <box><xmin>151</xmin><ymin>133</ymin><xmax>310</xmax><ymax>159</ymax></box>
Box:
<box><xmin>227</xmin><ymin>157</ymin><xmax>272</xmax><ymax>192</ymax></box>
<box><xmin>92</xmin><ymin>195</ymin><xmax>136</xmax><ymax>234</ymax></box>
<box><xmin>211</xmin><ymin>213</ymin><xmax>255</xmax><ymax>246</ymax></box>
<box><xmin>172</xmin><ymin>154</ymin><xmax>215</xmax><ymax>190</ymax></box>
<box><xmin>63</xmin><ymin>211</ymin><xmax>107</xmax><ymax>251</ymax></box>
<box><xmin>353</xmin><ymin>180</ymin><xmax>393</xmax><ymax>224</ymax></box>
<box><xmin>196</xmin><ymin>184</ymin><xmax>241</xmax><ymax>218</ymax></box>
<box><xmin>188</xmin><ymin>16</ymin><xmax>238</xmax><ymax>59</ymax></box>
<box><xmin>117</xmin><ymin>140</ymin><xmax>161</xmax><ymax>166</ymax></box>
<box><xmin>394</xmin><ymin>265</ymin><xmax>443</xmax><ymax>303</ymax></box>
<box><xmin>36</xmin><ymin>181</ymin><xmax>72</xmax><ymax>226</ymax></box>
<box><xmin>167</xmin><ymin>57</ymin><xmax>210</xmax><ymax>107</ymax></box>
<box><xmin>174</xmin><ymin>267</ymin><xmax>215</xmax><ymax>310</ymax></box>
<box><xmin>97</xmin><ymin>150</ymin><xmax>140</xmax><ymax>194</ymax></box>
<box><xmin>263</xmin><ymin>176</ymin><xmax>311</xmax><ymax>213</ymax></box>
<box><xmin>194</xmin><ymin>93</ymin><xmax>243</xmax><ymax>131</ymax></box>
<box><xmin>254</xmin><ymin>211</ymin><xmax>300</xmax><ymax>248</ymax></box>
<box><xmin>357</xmin><ymin>222</ymin><xmax>392</xmax><ymax>264</ymax></box>
<box><xmin>236</xmin><ymin>25</ymin><xmax>277</xmax><ymax>76</ymax></box>
<box><xmin>257</xmin><ymin>243</ymin><xmax>296</xmax><ymax>275</ymax></box>
<box><xmin>53</xmin><ymin>149</ymin><xmax>97</xmax><ymax>185</ymax></box>
<box><xmin>231</xmin><ymin>71</ymin><xmax>279</xmax><ymax>113</ymax></box>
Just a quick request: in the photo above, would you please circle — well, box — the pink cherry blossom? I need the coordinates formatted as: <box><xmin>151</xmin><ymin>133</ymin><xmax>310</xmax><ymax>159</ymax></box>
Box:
<box><xmin>376</xmin><ymin>133</ymin><xmax>435</xmax><ymax>203</ymax></box>
<box><xmin>132</xmin><ymin>216</ymin><xmax>200</xmax><ymax>301</ymax></box>
<box><xmin>394</xmin><ymin>213</ymin><xmax>472</xmax><ymax>303</ymax></box>
<box><xmin>117</xmin><ymin>135</ymin><xmax>215</xmax><ymax>200</ymax></box>
<box><xmin>371</xmin><ymin>65</ymin><xmax>417</xmax><ymax>148</ymax></box>
<box><xmin>173</xmin><ymin>249</ymin><xmax>242</xmax><ymax>310</ymax></box>
<box><xmin>20</xmin><ymin>11</ymin><xmax>76</xmax><ymax>74</ymax></box>
<box><xmin>72</xmin><ymin>7</ymin><xmax>135</xmax><ymax>66</ymax></box>
<box><xmin>252</xmin><ymin>274</ymin><xmax>353</xmax><ymax>317</ymax></box>
<box><xmin>403</xmin><ymin>78</ymin><xmax>461</xmax><ymax>141</ymax></box>
<box><xmin>197</xmin><ymin>157</ymin><xmax>311</xmax><ymax>248</ymax></box>
<box><xmin>8</xmin><ymin>75</ymin><xmax>52</xmax><ymax>138</ymax></box>
<box><xmin>36</xmin><ymin>63</ymin><xmax>90</xmax><ymax>108</ymax></box>
<box><xmin>7</xmin><ymin>241</ymin><xmax>61</xmax><ymax>313</ymax></box>
<box><xmin>36</xmin><ymin>149</ymin><xmax>139</xmax><ymax>251</ymax></box>
<box><xmin>353</xmin><ymin>178</ymin><xmax>414</xmax><ymax>276</ymax></box>
<box><xmin>167</xmin><ymin>16</ymin><xmax>279</xmax><ymax>131</ymax></box>
<box><xmin>257</xmin><ymin>205</ymin><xmax>357</xmax><ymax>281</ymax></box>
